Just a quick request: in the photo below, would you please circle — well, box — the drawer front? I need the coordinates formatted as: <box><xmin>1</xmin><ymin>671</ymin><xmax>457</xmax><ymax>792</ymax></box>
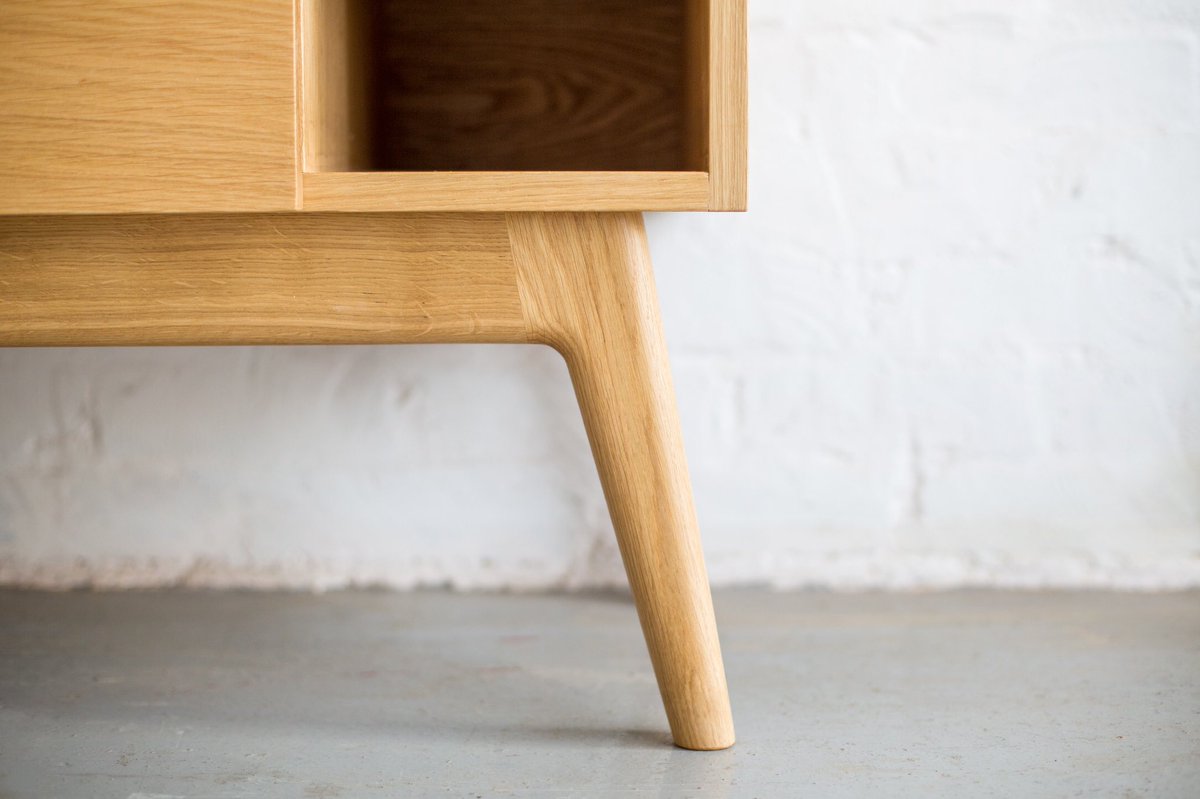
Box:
<box><xmin>0</xmin><ymin>1</ymin><xmax>295</xmax><ymax>214</ymax></box>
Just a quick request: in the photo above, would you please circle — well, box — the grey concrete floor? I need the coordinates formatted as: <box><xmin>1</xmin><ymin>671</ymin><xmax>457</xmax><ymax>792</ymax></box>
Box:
<box><xmin>0</xmin><ymin>590</ymin><xmax>1197</xmax><ymax>798</ymax></box>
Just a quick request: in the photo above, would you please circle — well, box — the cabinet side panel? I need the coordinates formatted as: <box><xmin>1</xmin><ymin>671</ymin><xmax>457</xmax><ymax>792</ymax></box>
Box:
<box><xmin>708</xmin><ymin>0</ymin><xmax>747</xmax><ymax>211</ymax></box>
<box><xmin>0</xmin><ymin>1</ymin><xmax>296</xmax><ymax>214</ymax></box>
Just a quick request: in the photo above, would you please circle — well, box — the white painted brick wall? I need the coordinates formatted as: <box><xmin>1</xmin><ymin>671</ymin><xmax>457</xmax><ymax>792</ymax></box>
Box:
<box><xmin>2</xmin><ymin>0</ymin><xmax>1198</xmax><ymax>589</ymax></box>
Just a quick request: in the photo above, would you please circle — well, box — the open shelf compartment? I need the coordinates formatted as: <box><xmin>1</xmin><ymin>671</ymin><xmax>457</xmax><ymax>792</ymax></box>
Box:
<box><xmin>299</xmin><ymin>0</ymin><xmax>741</xmax><ymax>211</ymax></box>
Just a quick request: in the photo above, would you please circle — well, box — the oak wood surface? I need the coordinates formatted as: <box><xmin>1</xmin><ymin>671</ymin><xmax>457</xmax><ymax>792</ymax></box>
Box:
<box><xmin>296</xmin><ymin>0</ymin><xmax>744</xmax><ymax>211</ymax></box>
<box><xmin>706</xmin><ymin>0</ymin><xmax>748</xmax><ymax>210</ymax></box>
<box><xmin>300</xmin><ymin>0</ymin><xmax>374</xmax><ymax>172</ymax></box>
<box><xmin>0</xmin><ymin>1</ymin><xmax>744</xmax><ymax>213</ymax></box>
<box><xmin>0</xmin><ymin>0</ymin><xmax>296</xmax><ymax>214</ymax></box>
<box><xmin>369</xmin><ymin>0</ymin><xmax>689</xmax><ymax>172</ymax></box>
<box><xmin>509</xmin><ymin>212</ymin><xmax>736</xmax><ymax>750</ymax></box>
<box><xmin>0</xmin><ymin>214</ymin><xmax>525</xmax><ymax>346</ymax></box>
<box><xmin>0</xmin><ymin>210</ymin><xmax>737</xmax><ymax>750</ymax></box>
<box><xmin>300</xmin><ymin>171</ymin><xmax>710</xmax><ymax>212</ymax></box>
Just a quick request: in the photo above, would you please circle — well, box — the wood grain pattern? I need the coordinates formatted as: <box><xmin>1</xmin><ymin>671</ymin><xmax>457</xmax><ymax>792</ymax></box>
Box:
<box><xmin>301</xmin><ymin>171</ymin><xmax>710</xmax><ymax>211</ymax></box>
<box><xmin>0</xmin><ymin>214</ymin><xmax>525</xmax><ymax>346</ymax></box>
<box><xmin>706</xmin><ymin>0</ymin><xmax>748</xmax><ymax>210</ymax></box>
<box><xmin>0</xmin><ymin>0</ymin><xmax>296</xmax><ymax>214</ymax></box>
<box><xmin>298</xmin><ymin>0</ymin><xmax>743</xmax><ymax>211</ymax></box>
<box><xmin>1</xmin><ymin>0</ymin><xmax>744</xmax><ymax>213</ymax></box>
<box><xmin>0</xmin><ymin>210</ymin><xmax>736</xmax><ymax>749</ymax></box>
<box><xmin>509</xmin><ymin>212</ymin><xmax>736</xmax><ymax>751</ymax></box>
<box><xmin>300</xmin><ymin>0</ymin><xmax>374</xmax><ymax>171</ymax></box>
<box><xmin>369</xmin><ymin>0</ymin><xmax>687</xmax><ymax>172</ymax></box>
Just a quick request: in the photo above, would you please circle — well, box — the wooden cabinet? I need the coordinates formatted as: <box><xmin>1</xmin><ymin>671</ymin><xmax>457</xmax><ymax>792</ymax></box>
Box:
<box><xmin>0</xmin><ymin>0</ymin><xmax>743</xmax><ymax>214</ymax></box>
<box><xmin>0</xmin><ymin>0</ymin><xmax>296</xmax><ymax>214</ymax></box>
<box><xmin>0</xmin><ymin>0</ymin><xmax>747</xmax><ymax>753</ymax></box>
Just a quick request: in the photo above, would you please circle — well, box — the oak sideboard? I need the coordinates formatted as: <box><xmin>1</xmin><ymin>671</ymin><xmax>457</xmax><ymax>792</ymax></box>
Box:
<box><xmin>0</xmin><ymin>0</ymin><xmax>747</xmax><ymax>751</ymax></box>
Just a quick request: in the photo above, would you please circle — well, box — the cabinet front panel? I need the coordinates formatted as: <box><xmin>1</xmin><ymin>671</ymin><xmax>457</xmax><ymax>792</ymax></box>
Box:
<box><xmin>0</xmin><ymin>1</ymin><xmax>296</xmax><ymax>214</ymax></box>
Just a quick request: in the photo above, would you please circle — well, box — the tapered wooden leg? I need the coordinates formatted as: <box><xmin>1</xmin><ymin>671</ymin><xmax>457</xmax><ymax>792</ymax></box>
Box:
<box><xmin>508</xmin><ymin>212</ymin><xmax>735</xmax><ymax>751</ymax></box>
<box><xmin>1</xmin><ymin>210</ymin><xmax>734</xmax><ymax>749</ymax></box>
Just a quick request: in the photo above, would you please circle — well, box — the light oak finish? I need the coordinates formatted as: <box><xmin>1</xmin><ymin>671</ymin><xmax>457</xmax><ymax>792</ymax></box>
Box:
<box><xmin>300</xmin><ymin>172</ymin><xmax>710</xmax><ymax>212</ymax></box>
<box><xmin>0</xmin><ymin>0</ymin><xmax>745</xmax><ymax>215</ymax></box>
<box><xmin>303</xmin><ymin>0</ymin><xmax>693</xmax><ymax>173</ymax></box>
<box><xmin>296</xmin><ymin>0</ymin><xmax>747</xmax><ymax>212</ymax></box>
<box><xmin>3</xmin><ymin>0</ymin><xmax>746</xmax><ymax>752</ymax></box>
<box><xmin>705</xmin><ymin>0</ymin><xmax>749</xmax><ymax>210</ymax></box>
<box><xmin>300</xmin><ymin>0</ymin><xmax>374</xmax><ymax>172</ymax></box>
<box><xmin>0</xmin><ymin>214</ymin><xmax>525</xmax><ymax>346</ymax></box>
<box><xmin>0</xmin><ymin>0</ymin><xmax>296</xmax><ymax>214</ymax></box>
<box><xmin>375</xmin><ymin>0</ymin><xmax>691</xmax><ymax>172</ymax></box>
<box><xmin>509</xmin><ymin>213</ymin><xmax>736</xmax><ymax>750</ymax></box>
<box><xmin>0</xmin><ymin>212</ymin><xmax>737</xmax><ymax>751</ymax></box>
